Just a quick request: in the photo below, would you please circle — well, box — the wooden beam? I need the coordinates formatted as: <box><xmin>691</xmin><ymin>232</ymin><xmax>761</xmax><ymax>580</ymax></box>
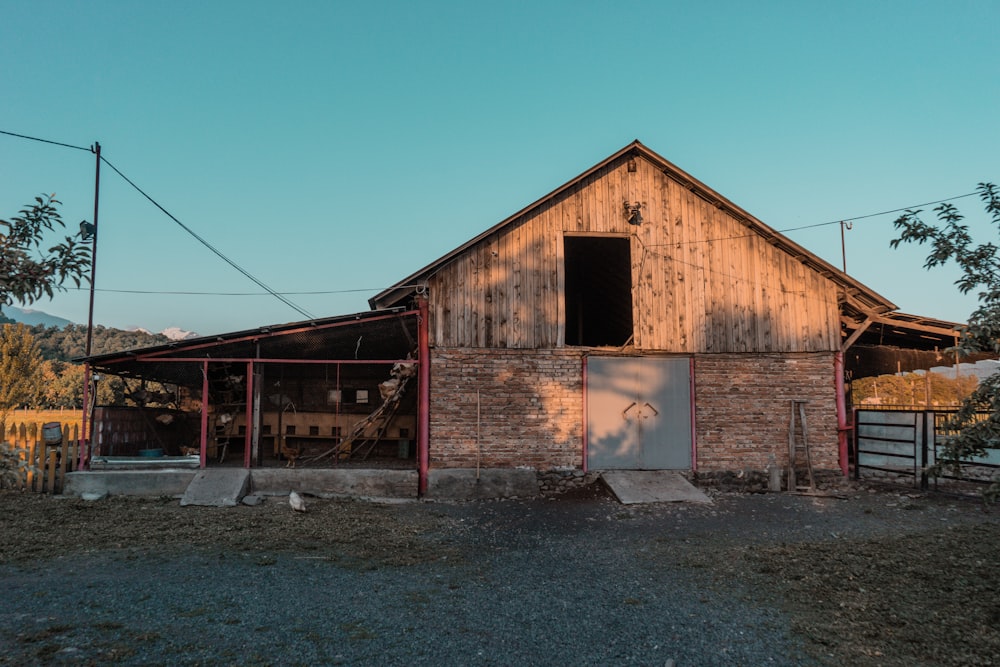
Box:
<box><xmin>841</xmin><ymin>316</ymin><xmax>874</xmax><ymax>353</ymax></box>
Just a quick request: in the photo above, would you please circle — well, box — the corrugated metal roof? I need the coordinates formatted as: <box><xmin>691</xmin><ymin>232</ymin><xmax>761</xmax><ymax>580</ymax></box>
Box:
<box><xmin>79</xmin><ymin>308</ymin><xmax>418</xmax><ymax>386</ymax></box>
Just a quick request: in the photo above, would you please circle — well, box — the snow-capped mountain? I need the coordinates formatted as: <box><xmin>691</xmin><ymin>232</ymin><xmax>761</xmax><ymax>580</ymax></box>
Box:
<box><xmin>127</xmin><ymin>325</ymin><xmax>199</xmax><ymax>341</ymax></box>
<box><xmin>160</xmin><ymin>326</ymin><xmax>199</xmax><ymax>341</ymax></box>
<box><xmin>1</xmin><ymin>306</ymin><xmax>199</xmax><ymax>340</ymax></box>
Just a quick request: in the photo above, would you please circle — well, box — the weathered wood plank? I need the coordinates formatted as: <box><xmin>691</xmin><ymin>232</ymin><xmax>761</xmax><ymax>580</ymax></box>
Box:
<box><xmin>423</xmin><ymin>155</ymin><xmax>841</xmax><ymax>353</ymax></box>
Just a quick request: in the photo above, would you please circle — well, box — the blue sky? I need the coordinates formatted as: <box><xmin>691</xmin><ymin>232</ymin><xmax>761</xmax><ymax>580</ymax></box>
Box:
<box><xmin>2</xmin><ymin>1</ymin><xmax>997</xmax><ymax>335</ymax></box>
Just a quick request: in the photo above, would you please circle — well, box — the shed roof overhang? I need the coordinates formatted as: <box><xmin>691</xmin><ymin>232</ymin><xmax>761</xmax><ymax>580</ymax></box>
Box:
<box><xmin>841</xmin><ymin>310</ymin><xmax>963</xmax><ymax>351</ymax></box>
<box><xmin>369</xmin><ymin>139</ymin><xmax>897</xmax><ymax>317</ymax></box>
<box><xmin>78</xmin><ymin>308</ymin><xmax>418</xmax><ymax>387</ymax></box>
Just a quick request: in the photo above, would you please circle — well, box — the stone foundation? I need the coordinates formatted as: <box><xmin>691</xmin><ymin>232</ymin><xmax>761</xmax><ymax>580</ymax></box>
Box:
<box><xmin>537</xmin><ymin>468</ymin><xmax>601</xmax><ymax>497</ymax></box>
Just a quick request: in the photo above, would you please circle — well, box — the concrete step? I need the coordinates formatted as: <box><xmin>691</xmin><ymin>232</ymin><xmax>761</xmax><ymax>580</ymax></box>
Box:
<box><xmin>180</xmin><ymin>468</ymin><xmax>250</xmax><ymax>507</ymax></box>
<box><xmin>601</xmin><ymin>470</ymin><xmax>711</xmax><ymax>505</ymax></box>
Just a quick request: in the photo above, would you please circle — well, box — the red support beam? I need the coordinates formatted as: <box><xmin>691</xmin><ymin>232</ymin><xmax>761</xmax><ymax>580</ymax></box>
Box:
<box><xmin>835</xmin><ymin>351</ymin><xmax>849</xmax><ymax>477</ymax></box>
<box><xmin>689</xmin><ymin>357</ymin><xmax>698</xmax><ymax>472</ymax></box>
<box><xmin>581</xmin><ymin>356</ymin><xmax>588</xmax><ymax>473</ymax></box>
<box><xmin>244</xmin><ymin>361</ymin><xmax>253</xmax><ymax>468</ymax></box>
<box><xmin>417</xmin><ymin>297</ymin><xmax>430</xmax><ymax>496</ymax></box>
<box><xmin>199</xmin><ymin>361</ymin><xmax>209</xmax><ymax>469</ymax></box>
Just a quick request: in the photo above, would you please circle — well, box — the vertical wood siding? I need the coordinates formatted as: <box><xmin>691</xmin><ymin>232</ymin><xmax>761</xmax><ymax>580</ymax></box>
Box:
<box><xmin>428</xmin><ymin>156</ymin><xmax>841</xmax><ymax>353</ymax></box>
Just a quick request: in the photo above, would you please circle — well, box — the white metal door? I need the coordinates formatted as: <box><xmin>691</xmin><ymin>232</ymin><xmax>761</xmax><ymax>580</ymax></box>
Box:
<box><xmin>587</xmin><ymin>356</ymin><xmax>692</xmax><ymax>469</ymax></box>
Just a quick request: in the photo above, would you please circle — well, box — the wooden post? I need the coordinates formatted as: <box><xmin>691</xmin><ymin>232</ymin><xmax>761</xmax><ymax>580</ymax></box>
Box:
<box><xmin>26</xmin><ymin>434</ymin><xmax>37</xmax><ymax>491</ymax></box>
<box><xmin>47</xmin><ymin>450</ymin><xmax>58</xmax><ymax>494</ymax></box>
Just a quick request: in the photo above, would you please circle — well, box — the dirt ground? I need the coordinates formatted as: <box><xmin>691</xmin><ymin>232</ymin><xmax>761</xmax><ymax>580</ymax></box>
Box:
<box><xmin>2</xmin><ymin>483</ymin><xmax>999</xmax><ymax>666</ymax></box>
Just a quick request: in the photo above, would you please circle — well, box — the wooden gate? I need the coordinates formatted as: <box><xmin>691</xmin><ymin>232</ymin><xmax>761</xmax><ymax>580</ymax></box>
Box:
<box><xmin>1</xmin><ymin>421</ymin><xmax>80</xmax><ymax>494</ymax></box>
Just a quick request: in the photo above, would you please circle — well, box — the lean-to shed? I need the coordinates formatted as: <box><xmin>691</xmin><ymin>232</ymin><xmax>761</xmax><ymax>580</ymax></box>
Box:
<box><xmin>371</xmin><ymin>140</ymin><xmax>901</xmax><ymax>477</ymax></box>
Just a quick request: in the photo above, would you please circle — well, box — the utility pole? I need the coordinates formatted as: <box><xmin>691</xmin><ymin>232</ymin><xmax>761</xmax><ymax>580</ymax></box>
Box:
<box><xmin>840</xmin><ymin>220</ymin><xmax>853</xmax><ymax>273</ymax></box>
<box><xmin>79</xmin><ymin>142</ymin><xmax>101</xmax><ymax>470</ymax></box>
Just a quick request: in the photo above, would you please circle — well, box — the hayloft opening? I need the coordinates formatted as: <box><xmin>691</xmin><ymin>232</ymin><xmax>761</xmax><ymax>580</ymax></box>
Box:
<box><xmin>564</xmin><ymin>235</ymin><xmax>633</xmax><ymax>346</ymax></box>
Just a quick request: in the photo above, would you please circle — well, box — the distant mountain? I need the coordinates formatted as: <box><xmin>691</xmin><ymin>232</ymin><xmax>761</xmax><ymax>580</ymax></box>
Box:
<box><xmin>3</xmin><ymin>306</ymin><xmax>73</xmax><ymax>328</ymax></box>
<box><xmin>2</xmin><ymin>306</ymin><xmax>199</xmax><ymax>341</ymax></box>
<box><xmin>127</xmin><ymin>325</ymin><xmax>199</xmax><ymax>341</ymax></box>
<box><xmin>160</xmin><ymin>326</ymin><xmax>199</xmax><ymax>341</ymax></box>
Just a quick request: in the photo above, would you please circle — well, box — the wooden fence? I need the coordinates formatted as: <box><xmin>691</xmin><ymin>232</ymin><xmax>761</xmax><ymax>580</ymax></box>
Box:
<box><xmin>1</xmin><ymin>421</ymin><xmax>81</xmax><ymax>494</ymax></box>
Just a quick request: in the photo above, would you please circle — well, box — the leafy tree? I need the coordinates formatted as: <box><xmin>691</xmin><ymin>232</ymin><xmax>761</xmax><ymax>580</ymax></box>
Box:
<box><xmin>0</xmin><ymin>323</ymin><xmax>43</xmax><ymax>422</ymax></box>
<box><xmin>0</xmin><ymin>194</ymin><xmax>91</xmax><ymax>314</ymax></box>
<box><xmin>891</xmin><ymin>182</ymin><xmax>1000</xmax><ymax>495</ymax></box>
<box><xmin>851</xmin><ymin>372</ymin><xmax>978</xmax><ymax>408</ymax></box>
<box><xmin>29</xmin><ymin>323</ymin><xmax>170</xmax><ymax>362</ymax></box>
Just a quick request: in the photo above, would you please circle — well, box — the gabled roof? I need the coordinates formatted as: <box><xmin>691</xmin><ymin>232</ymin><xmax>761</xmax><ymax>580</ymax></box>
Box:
<box><xmin>370</xmin><ymin>140</ymin><xmax>896</xmax><ymax>315</ymax></box>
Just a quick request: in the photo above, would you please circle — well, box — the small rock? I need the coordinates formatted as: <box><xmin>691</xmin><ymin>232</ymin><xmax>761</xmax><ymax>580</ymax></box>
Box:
<box><xmin>241</xmin><ymin>494</ymin><xmax>263</xmax><ymax>506</ymax></box>
<box><xmin>80</xmin><ymin>492</ymin><xmax>107</xmax><ymax>502</ymax></box>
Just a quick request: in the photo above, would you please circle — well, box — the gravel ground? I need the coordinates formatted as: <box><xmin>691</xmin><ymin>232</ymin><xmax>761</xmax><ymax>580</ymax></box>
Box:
<box><xmin>1</xmin><ymin>483</ymin><xmax>998</xmax><ymax>666</ymax></box>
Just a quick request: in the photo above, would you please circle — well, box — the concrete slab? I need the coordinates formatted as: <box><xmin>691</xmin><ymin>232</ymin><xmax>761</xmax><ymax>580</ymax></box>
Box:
<box><xmin>601</xmin><ymin>471</ymin><xmax>712</xmax><ymax>505</ymax></box>
<box><xmin>427</xmin><ymin>468</ymin><xmax>539</xmax><ymax>500</ymax></box>
<box><xmin>90</xmin><ymin>456</ymin><xmax>199</xmax><ymax>470</ymax></box>
<box><xmin>62</xmin><ymin>467</ymin><xmax>539</xmax><ymax>503</ymax></box>
<box><xmin>250</xmin><ymin>468</ymin><xmax>418</xmax><ymax>500</ymax></box>
<box><xmin>64</xmin><ymin>470</ymin><xmax>198</xmax><ymax>498</ymax></box>
<box><xmin>180</xmin><ymin>468</ymin><xmax>250</xmax><ymax>507</ymax></box>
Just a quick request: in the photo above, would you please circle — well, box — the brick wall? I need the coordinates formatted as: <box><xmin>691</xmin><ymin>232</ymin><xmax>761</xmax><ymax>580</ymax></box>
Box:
<box><xmin>429</xmin><ymin>348</ymin><xmax>583</xmax><ymax>469</ymax></box>
<box><xmin>428</xmin><ymin>348</ymin><xmax>840</xmax><ymax>474</ymax></box>
<box><xmin>693</xmin><ymin>352</ymin><xmax>839</xmax><ymax>473</ymax></box>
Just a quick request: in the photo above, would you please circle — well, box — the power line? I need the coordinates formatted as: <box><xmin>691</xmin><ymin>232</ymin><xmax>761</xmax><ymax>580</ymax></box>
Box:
<box><xmin>780</xmin><ymin>191</ymin><xmax>980</xmax><ymax>232</ymax></box>
<box><xmin>98</xmin><ymin>155</ymin><xmax>315</xmax><ymax>320</ymax></box>
<box><xmin>2</xmin><ymin>128</ymin><xmax>315</xmax><ymax>320</ymax></box>
<box><xmin>646</xmin><ymin>191</ymin><xmax>981</xmax><ymax>249</ymax></box>
<box><xmin>0</xmin><ymin>129</ymin><xmax>91</xmax><ymax>153</ymax></box>
<box><xmin>1</xmin><ymin>127</ymin><xmax>985</xmax><ymax>302</ymax></box>
<box><xmin>67</xmin><ymin>285</ymin><xmax>423</xmax><ymax>297</ymax></box>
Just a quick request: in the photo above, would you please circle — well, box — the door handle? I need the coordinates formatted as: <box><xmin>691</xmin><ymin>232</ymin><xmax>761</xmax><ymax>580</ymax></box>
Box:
<box><xmin>644</xmin><ymin>402</ymin><xmax>659</xmax><ymax>417</ymax></box>
<box><xmin>622</xmin><ymin>402</ymin><xmax>637</xmax><ymax>420</ymax></box>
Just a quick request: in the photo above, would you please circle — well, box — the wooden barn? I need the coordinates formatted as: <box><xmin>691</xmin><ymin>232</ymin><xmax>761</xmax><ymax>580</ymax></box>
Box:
<box><xmin>83</xmin><ymin>140</ymin><xmax>965</xmax><ymax>494</ymax></box>
<box><xmin>371</xmin><ymin>140</ymin><xmax>907</xmax><ymax>482</ymax></box>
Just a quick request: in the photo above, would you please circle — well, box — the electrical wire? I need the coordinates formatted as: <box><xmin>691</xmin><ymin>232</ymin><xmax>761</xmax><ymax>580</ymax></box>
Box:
<box><xmin>0</xmin><ymin>129</ymin><xmax>91</xmax><ymax>153</ymax></box>
<box><xmin>98</xmin><ymin>155</ymin><xmax>315</xmax><ymax>320</ymax></box>
<box><xmin>645</xmin><ymin>191</ymin><xmax>981</xmax><ymax>248</ymax></box>
<box><xmin>64</xmin><ymin>285</ymin><xmax>425</xmax><ymax>297</ymax></box>
<box><xmin>2</xmin><ymin>128</ymin><xmax>315</xmax><ymax>320</ymax></box>
<box><xmin>782</xmin><ymin>192</ymin><xmax>979</xmax><ymax>230</ymax></box>
<box><xmin>0</xmin><ymin>127</ymin><xmax>984</xmax><ymax>313</ymax></box>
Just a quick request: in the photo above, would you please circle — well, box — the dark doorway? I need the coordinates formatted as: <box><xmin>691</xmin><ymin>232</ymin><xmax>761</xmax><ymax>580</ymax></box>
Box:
<box><xmin>564</xmin><ymin>235</ymin><xmax>633</xmax><ymax>346</ymax></box>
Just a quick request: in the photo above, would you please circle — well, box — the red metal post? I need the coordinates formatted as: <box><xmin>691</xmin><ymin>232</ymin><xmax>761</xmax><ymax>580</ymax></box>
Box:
<box><xmin>417</xmin><ymin>296</ymin><xmax>430</xmax><ymax>496</ymax></box>
<box><xmin>581</xmin><ymin>356</ymin><xmax>588</xmax><ymax>473</ymax></box>
<box><xmin>200</xmin><ymin>361</ymin><xmax>209</xmax><ymax>469</ymax></box>
<box><xmin>244</xmin><ymin>361</ymin><xmax>253</xmax><ymax>468</ymax></box>
<box><xmin>835</xmin><ymin>351</ymin><xmax>849</xmax><ymax>477</ymax></box>
<box><xmin>689</xmin><ymin>357</ymin><xmax>698</xmax><ymax>471</ymax></box>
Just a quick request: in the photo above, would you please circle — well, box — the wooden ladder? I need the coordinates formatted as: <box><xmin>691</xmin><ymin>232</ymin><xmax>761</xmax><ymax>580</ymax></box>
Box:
<box><xmin>788</xmin><ymin>399</ymin><xmax>815</xmax><ymax>492</ymax></box>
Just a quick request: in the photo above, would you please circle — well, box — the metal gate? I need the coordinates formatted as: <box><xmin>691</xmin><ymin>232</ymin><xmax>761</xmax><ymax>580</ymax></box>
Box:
<box><xmin>854</xmin><ymin>408</ymin><xmax>1000</xmax><ymax>491</ymax></box>
<box><xmin>586</xmin><ymin>356</ymin><xmax>692</xmax><ymax>470</ymax></box>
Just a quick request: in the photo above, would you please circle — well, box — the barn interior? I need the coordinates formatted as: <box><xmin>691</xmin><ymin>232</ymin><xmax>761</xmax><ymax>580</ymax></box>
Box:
<box><xmin>81</xmin><ymin>309</ymin><xmax>420</xmax><ymax>468</ymax></box>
